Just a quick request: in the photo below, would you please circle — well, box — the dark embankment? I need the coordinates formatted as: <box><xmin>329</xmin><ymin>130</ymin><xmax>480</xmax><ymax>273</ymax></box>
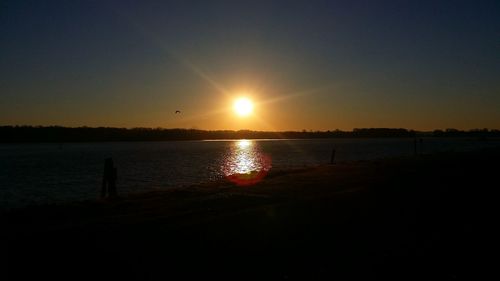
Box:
<box><xmin>5</xmin><ymin>148</ymin><xmax>499</xmax><ymax>280</ymax></box>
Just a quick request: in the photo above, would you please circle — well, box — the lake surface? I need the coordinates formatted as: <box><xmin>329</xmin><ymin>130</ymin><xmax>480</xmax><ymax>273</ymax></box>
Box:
<box><xmin>1</xmin><ymin>138</ymin><xmax>499</xmax><ymax>209</ymax></box>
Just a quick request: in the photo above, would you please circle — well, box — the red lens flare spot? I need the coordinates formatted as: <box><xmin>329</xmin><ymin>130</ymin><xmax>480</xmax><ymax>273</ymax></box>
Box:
<box><xmin>225</xmin><ymin>154</ymin><xmax>272</xmax><ymax>186</ymax></box>
<box><xmin>222</xmin><ymin>140</ymin><xmax>272</xmax><ymax>186</ymax></box>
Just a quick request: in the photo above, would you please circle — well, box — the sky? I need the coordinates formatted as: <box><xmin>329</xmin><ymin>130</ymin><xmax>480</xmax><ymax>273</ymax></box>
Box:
<box><xmin>1</xmin><ymin>0</ymin><xmax>499</xmax><ymax>131</ymax></box>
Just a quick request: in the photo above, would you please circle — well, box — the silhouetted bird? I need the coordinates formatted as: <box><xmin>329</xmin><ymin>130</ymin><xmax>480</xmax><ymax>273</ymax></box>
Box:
<box><xmin>175</xmin><ymin>110</ymin><xmax>181</xmax><ymax>114</ymax></box>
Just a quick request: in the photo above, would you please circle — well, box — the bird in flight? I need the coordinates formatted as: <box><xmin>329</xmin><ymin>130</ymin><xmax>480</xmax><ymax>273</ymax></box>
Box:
<box><xmin>175</xmin><ymin>110</ymin><xmax>181</xmax><ymax>114</ymax></box>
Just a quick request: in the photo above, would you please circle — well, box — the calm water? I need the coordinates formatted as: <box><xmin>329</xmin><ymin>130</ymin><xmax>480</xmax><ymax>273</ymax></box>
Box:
<box><xmin>1</xmin><ymin>138</ymin><xmax>499</xmax><ymax>209</ymax></box>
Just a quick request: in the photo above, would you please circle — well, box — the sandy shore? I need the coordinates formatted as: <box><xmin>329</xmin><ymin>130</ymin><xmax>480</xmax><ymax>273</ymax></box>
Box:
<box><xmin>6</xmin><ymin>148</ymin><xmax>499</xmax><ymax>280</ymax></box>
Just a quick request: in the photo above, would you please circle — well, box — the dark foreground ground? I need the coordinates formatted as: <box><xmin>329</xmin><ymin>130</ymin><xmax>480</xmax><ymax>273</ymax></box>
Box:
<box><xmin>5</xmin><ymin>148</ymin><xmax>499</xmax><ymax>280</ymax></box>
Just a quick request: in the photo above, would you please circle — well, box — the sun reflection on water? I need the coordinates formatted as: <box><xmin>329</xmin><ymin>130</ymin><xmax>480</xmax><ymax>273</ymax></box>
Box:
<box><xmin>222</xmin><ymin>140</ymin><xmax>272</xmax><ymax>186</ymax></box>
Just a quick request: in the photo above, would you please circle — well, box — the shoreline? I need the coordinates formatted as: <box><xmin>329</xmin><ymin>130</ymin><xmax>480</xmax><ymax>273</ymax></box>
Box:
<box><xmin>2</xmin><ymin>154</ymin><xmax>401</xmax><ymax>214</ymax></box>
<box><xmin>4</xmin><ymin>147</ymin><xmax>497</xmax><ymax>221</ymax></box>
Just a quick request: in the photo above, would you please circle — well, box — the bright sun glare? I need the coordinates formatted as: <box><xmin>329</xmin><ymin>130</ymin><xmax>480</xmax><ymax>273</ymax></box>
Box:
<box><xmin>234</xmin><ymin>98</ymin><xmax>253</xmax><ymax>117</ymax></box>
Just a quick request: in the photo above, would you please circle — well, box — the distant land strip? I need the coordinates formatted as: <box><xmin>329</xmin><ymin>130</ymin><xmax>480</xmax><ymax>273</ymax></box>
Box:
<box><xmin>1</xmin><ymin>126</ymin><xmax>499</xmax><ymax>143</ymax></box>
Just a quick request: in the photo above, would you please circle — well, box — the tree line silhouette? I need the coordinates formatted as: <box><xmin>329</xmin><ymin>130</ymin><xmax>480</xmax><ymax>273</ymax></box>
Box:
<box><xmin>0</xmin><ymin>126</ymin><xmax>499</xmax><ymax>143</ymax></box>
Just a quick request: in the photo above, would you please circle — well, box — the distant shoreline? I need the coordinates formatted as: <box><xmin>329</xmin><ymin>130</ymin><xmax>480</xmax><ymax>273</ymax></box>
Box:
<box><xmin>2</xmin><ymin>125</ymin><xmax>499</xmax><ymax>143</ymax></box>
<box><xmin>2</xmin><ymin>136</ymin><xmax>500</xmax><ymax>145</ymax></box>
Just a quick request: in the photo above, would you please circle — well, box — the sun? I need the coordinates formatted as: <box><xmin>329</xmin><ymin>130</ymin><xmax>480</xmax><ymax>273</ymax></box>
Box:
<box><xmin>233</xmin><ymin>97</ymin><xmax>253</xmax><ymax>117</ymax></box>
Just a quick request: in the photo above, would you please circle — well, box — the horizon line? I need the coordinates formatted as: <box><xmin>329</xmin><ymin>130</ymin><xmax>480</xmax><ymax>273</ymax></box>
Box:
<box><xmin>1</xmin><ymin>125</ymin><xmax>499</xmax><ymax>133</ymax></box>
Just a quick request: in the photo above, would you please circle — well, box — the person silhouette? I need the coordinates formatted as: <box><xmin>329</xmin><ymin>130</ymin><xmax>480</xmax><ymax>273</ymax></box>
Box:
<box><xmin>101</xmin><ymin>158</ymin><xmax>117</xmax><ymax>199</ymax></box>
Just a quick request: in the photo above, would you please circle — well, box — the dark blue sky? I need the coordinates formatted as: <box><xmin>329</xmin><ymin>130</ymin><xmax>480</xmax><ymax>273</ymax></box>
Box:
<box><xmin>1</xmin><ymin>0</ymin><xmax>499</xmax><ymax>130</ymax></box>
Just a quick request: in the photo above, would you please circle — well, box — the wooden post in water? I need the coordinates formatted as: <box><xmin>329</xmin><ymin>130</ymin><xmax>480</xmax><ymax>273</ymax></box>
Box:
<box><xmin>102</xmin><ymin>158</ymin><xmax>117</xmax><ymax>198</ymax></box>
<box><xmin>330</xmin><ymin>148</ymin><xmax>336</xmax><ymax>164</ymax></box>
<box><xmin>413</xmin><ymin>137</ymin><xmax>417</xmax><ymax>156</ymax></box>
<box><xmin>109</xmin><ymin>166</ymin><xmax>117</xmax><ymax>198</ymax></box>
